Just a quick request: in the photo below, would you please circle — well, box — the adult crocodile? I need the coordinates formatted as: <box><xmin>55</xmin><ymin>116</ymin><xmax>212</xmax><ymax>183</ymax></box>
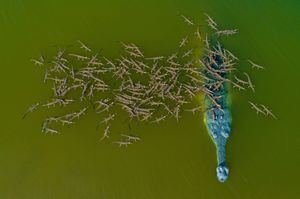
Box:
<box><xmin>202</xmin><ymin>42</ymin><xmax>232</xmax><ymax>182</ymax></box>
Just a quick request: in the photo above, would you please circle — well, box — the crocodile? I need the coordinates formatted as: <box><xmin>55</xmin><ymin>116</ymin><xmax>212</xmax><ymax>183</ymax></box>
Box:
<box><xmin>202</xmin><ymin>42</ymin><xmax>232</xmax><ymax>182</ymax></box>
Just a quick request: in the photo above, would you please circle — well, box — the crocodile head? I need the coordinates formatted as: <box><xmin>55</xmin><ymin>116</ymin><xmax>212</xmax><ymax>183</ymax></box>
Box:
<box><xmin>216</xmin><ymin>164</ymin><xmax>229</xmax><ymax>182</ymax></box>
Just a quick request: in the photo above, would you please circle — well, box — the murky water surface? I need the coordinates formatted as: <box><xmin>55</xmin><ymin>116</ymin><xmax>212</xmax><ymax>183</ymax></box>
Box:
<box><xmin>0</xmin><ymin>0</ymin><xmax>299</xmax><ymax>198</ymax></box>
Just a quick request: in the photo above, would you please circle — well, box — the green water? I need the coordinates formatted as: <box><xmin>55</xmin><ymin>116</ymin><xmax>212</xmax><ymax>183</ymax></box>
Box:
<box><xmin>0</xmin><ymin>0</ymin><xmax>299</xmax><ymax>198</ymax></box>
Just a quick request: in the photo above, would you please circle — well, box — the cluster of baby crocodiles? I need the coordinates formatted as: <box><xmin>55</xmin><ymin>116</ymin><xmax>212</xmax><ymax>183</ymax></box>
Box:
<box><xmin>24</xmin><ymin>14</ymin><xmax>277</xmax><ymax>182</ymax></box>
